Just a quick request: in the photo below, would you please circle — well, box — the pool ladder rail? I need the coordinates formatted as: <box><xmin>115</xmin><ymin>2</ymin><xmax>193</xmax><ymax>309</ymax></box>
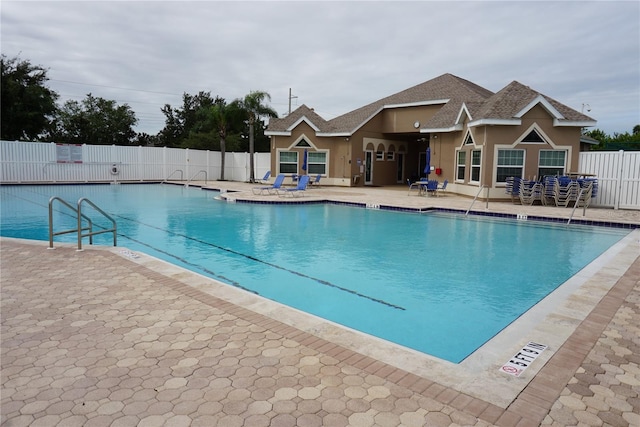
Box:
<box><xmin>465</xmin><ymin>185</ymin><xmax>489</xmax><ymax>216</ymax></box>
<box><xmin>48</xmin><ymin>197</ymin><xmax>117</xmax><ymax>251</ymax></box>
<box><xmin>185</xmin><ymin>170</ymin><xmax>207</xmax><ymax>187</ymax></box>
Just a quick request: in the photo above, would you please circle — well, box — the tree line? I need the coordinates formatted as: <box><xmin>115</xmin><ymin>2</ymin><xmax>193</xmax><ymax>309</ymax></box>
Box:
<box><xmin>583</xmin><ymin>127</ymin><xmax>640</xmax><ymax>151</ymax></box>
<box><xmin>1</xmin><ymin>55</ymin><xmax>278</xmax><ymax>180</ymax></box>
<box><xmin>3</xmin><ymin>55</ymin><xmax>639</xmax><ymax>153</ymax></box>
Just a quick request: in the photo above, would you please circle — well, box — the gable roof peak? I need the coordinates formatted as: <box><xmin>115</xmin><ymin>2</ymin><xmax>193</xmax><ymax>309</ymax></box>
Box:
<box><xmin>266</xmin><ymin>103</ymin><xmax>330</xmax><ymax>134</ymax></box>
<box><xmin>469</xmin><ymin>80</ymin><xmax>595</xmax><ymax>127</ymax></box>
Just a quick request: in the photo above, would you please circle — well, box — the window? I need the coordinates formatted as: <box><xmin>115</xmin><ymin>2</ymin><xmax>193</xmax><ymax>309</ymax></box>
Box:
<box><xmin>295</xmin><ymin>138</ymin><xmax>311</xmax><ymax>147</ymax></box>
<box><xmin>279</xmin><ymin>151</ymin><xmax>298</xmax><ymax>174</ymax></box>
<box><xmin>456</xmin><ymin>151</ymin><xmax>466</xmax><ymax>181</ymax></box>
<box><xmin>376</xmin><ymin>151</ymin><xmax>384</xmax><ymax>161</ymax></box>
<box><xmin>307</xmin><ymin>151</ymin><xmax>327</xmax><ymax>175</ymax></box>
<box><xmin>386</xmin><ymin>151</ymin><xmax>395</xmax><ymax>161</ymax></box>
<box><xmin>496</xmin><ymin>149</ymin><xmax>524</xmax><ymax>182</ymax></box>
<box><xmin>471</xmin><ymin>150</ymin><xmax>481</xmax><ymax>182</ymax></box>
<box><xmin>464</xmin><ymin>132</ymin><xmax>475</xmax><ymax>145</ymax></box>
<box><xmin>521</xmin><ymin>129</ymin><xmax>545</xmax><ymax>143</ymax></box>
<box><xmin>538</xmin><ymin>150</ymin><xmax>566</xmax><ymax>178</ymax></box>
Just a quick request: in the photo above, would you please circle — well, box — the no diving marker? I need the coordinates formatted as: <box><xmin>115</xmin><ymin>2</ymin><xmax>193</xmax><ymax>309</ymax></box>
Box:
<box><xmin>500</xmin><ymin>341</ymin><xmax>547</xmax><ymax>377</ymax></box>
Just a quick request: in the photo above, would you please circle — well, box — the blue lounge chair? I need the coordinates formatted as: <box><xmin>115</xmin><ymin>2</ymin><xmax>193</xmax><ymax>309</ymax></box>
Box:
<box><xmin>309</xmin><ymin>174</ymin><xmax>322</xmax><ymax>187</ymax></box>
<box><xmin>256</xmin><ymin>171</ymin><xmax>271</xmax><ymax>184</ymax></box>
<box><xmin>252</xmin><ymin>174</ymin><xmax>285</xmax><ymax>195</ymax></box>
<box><xmin>278</xmin><ymin>175</ymin><xmax>310</xmax><ymax>197</ymax></box>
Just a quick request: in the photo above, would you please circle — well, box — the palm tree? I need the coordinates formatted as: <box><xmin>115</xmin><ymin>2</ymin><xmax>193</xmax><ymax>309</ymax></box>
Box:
<box><xmin>209</xmin><ymin>99</ymin><xmax>242</xmax><ymax>181</ymax></box>
<box><xmin>237</xmin><ymin>91</ymin><xmax>278</xmax><ymax>183</ymax></box>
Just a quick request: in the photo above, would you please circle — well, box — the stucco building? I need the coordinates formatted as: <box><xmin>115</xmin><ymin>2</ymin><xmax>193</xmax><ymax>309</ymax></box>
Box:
<box><xmin>265</xmin><ymin>73</ymin><xmax>595</xmax><ymax>198</ymax></box>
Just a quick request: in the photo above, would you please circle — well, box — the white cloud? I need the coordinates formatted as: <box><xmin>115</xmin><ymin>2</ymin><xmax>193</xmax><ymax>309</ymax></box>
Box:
<box><xmin>2</xmin><ymin>1</ymin><xmax>638</xmax><ymax>135</ymax></box>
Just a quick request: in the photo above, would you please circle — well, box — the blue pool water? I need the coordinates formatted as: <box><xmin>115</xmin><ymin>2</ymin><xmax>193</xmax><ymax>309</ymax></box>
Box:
<box><xmin>0</xmin><ymin>184</ymin><xmax>630</xmax><ymax>363</ymax></box>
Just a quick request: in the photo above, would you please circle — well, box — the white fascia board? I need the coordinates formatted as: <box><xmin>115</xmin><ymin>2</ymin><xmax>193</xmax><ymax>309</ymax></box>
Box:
<box><xmin>383</xmin><ymin>99</ymin><xmax>449</xmax><ymax>109</ymax></box>
<box><xmin>316</xmin><ymin>132</ymin><xmax>352</xmax><ymax>137</ymax></box>
<box><xmin>516</xmin><ymin>95</ymin><xmax>563</xmax><ymax>119</ymax></box>
<box><xmin>553</xmin><ymin>119</ymin><xmax>597</xmax><ymax>127</ymax></box>
<box><xmin>264</xmin><ymin>131</ymin><xmax>291</xmax><ymax>136</ymax></box>
<box><xmin>288</xmin><ymin>116</ymin><xmax>321</xmax><ymax>132</ymax></box>
<box><xmin>420</xmin><ymin>124</ymin><xmax>463</xmax><ymax>133</ymax></box>
<box><xmin>345</xmin><ymin>107</ymin><xmax>385</xmax><ymax>135</ymax></box>
<box><xmin>455</xmin><ymin>103</ymin><xmax>472</xmax><ymax>124</ymax></box>
<box><xmin>468</xmin><ymin>118</ymin><xmax>521</xmax><ymax>127</ymax></box>
<box><xmin>339</xmin><ymin>99</ymin><xmax>451</xmax><ymax>136</ymax></box>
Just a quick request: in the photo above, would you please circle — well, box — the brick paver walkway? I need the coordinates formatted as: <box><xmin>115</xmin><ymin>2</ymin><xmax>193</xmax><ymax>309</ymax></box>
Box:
<box><xmin>1</xmin><ymin>237</ymin><xmax>638</xmax><ymax>427</ymax></box>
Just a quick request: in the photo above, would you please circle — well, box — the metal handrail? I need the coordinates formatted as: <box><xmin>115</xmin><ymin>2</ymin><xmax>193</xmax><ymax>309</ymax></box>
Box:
<box><xmin>186</xmin><ymin>170</ymin><xmax>207</xmax><ymax>187</ymax></box>
<box><xmin>465</xmin><ymin>185</ymin><xmax>489</xmax><ymax>215</ymax></box>
<box><xmin>48</xmin><ymin>197</ymin><xmax>94</xmax><ymax>249</ymax></box>
<box><xmin>567</xmin><ymin>188</ymin><xmax>586</xmax><ymax>225</ymax></box>
<box><xmin>77</xmin><ymin>198</ymin><xmax>117</xmax><ymax>250</ymax></box>
<box><xmin>164</xmin><ymin>169</ymin><xmax>184</xmax><ymax>182</ymax></box>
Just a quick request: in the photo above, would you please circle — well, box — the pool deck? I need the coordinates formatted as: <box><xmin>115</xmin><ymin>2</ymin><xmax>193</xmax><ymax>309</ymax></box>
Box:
<box><xmin>2</xmin><ymin>182</ymin><xmax>639</xmax><ymax>426</ymax></box>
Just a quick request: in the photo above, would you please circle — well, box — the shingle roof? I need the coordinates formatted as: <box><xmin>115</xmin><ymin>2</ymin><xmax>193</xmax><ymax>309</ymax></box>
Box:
<box><xmin>471</xmin><ymin>81</ymin><xmax>594</xmax><ymax>123</ymax></box>
<box><xmin>266</xmin><ymin>74</ymin><xmax>594</xmax><ymax>135</ymax></box>
<box><xmin>327</xmin><ymin>73</ymin><xmax>494</xmax><ymax>133</ymax></box>
<box><xmin>266</xmin><ymin>104</ymin><xmax>330</xmax><ymax>133</ymax></box>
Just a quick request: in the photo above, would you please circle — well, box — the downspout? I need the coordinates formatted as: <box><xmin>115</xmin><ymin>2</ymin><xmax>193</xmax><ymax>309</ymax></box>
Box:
<box><xmin>483</xmin><ymin>126</ymin><xmax>488</xmax><ymax>201</ymax></box>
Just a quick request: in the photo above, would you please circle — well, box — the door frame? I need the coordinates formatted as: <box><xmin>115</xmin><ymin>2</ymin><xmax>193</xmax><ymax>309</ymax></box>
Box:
<box><xmin>364</xmin><ymin>150</ymin><xmax>373</xmax><ymax>185</ymax></box>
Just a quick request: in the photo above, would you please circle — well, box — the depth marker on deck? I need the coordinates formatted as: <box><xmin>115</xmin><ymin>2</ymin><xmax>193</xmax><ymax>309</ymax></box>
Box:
<box><xmin>500</xmin><ymin>341</ymin><xmax>547</xmax><ymax>377</ymax></box>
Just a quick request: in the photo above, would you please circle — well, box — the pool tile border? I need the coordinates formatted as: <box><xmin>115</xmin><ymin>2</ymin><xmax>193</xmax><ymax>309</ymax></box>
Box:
<box><xmin>217</xmin><ymin>187</ymin><xmax>640</xmax><ymax>229</ymax></box>
<box><xmin>231</xmin><ymin>195</ymin><xmax>640</xmax><ymax>230</ymax></box>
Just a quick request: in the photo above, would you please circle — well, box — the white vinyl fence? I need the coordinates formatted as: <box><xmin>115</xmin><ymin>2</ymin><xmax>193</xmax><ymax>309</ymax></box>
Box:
<box><xmin>578</xmin><ymin>150</ymin><xmax>640</xmax><ymax>210</ymax></box>
<box><xmin>0</xmin><ymin>141</ymin><xmax>270</xmax><ymax>185</ymax></box>
<box><xmin>1</xmin><ymin>141</ymin><xmax>639</xmax><ymax>210</ymax></box>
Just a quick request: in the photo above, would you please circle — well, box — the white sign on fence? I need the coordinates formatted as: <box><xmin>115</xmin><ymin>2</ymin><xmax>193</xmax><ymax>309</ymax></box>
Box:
<box><xmin>56</xmin><ymin>143</ymin><xmax>83</xmax><ymax>163</ymax></box>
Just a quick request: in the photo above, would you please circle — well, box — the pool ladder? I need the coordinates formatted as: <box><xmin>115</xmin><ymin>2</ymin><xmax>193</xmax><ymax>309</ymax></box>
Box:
<box><xmin>185</xmin><ymin>170</ymin><xmax>207</xmax><ymax>187</ymax></box>
<box><xmin>567</xmin><ymin>188</ymin><xmax>587</xmax><ymax>225</ymax></box>
<box><xmin>48</xmin><ymin>197</ymin><xmax>117</xmax><ymax>250</ymax></box>
<box><xmin>465</xmin><ymin>186</ymin><xmax>489</xmax><ymax>215</ymax></box>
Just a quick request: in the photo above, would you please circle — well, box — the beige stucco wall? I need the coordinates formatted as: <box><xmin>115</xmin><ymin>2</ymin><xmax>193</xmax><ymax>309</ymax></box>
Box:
<box><xmin>380</xmin><ymin>105</ymin><xmax>443</xmax><ymax>134</ymax></box>
<box><xmin>270</xmin><ymin>122</ymin><xmax>355</xmax><ymax>186</ymax></box>
<box><xmin>269</xmin><ymin>104</ymin><xmax>584</xmax><ymax>192</ymax></box>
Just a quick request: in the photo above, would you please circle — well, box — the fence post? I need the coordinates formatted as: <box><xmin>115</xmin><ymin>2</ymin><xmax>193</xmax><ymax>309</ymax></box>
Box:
<box><xmin>162</xmin><ymin>146</ymin><xmax>167</xmax><ymax>180</ymax></box>
<box><xmin>137</xmin><ymin>146</ymin><xmax>142</xmax><ymax>181</ymax></box>
<box><xmin>615</xmin><ymin>150</ymin><xmax>624</xmax><ymax>210</ymax></box>
<box><xmin>185</xmin><ymin>148</ymin><xmax>190</xmax><ymax>181</ymax></box>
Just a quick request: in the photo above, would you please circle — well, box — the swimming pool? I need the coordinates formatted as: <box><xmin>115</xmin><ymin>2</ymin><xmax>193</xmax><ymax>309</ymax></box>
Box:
<box><xmin>0</xmin><ymin>184</ymin><xmax>631</xmax><ymax>363</ymax></box>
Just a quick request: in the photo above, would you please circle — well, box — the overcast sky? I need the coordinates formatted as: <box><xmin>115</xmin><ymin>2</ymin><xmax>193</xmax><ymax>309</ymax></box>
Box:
<box><xmin>2</xmin><ymin>1</ymin><xmax>639</xmax><ymax>136</ymax></box>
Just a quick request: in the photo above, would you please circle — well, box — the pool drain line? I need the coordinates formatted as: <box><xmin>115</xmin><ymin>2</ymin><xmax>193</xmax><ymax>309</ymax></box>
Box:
<box><xmin>115</xmin><ymin>233</ymin><xmax>258</xmax><ymax>295</ymax></box>
<box><xmin>113</xmin><ymin>213</ymin><xmax>405</xmax><ymax>311</ymax></box>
